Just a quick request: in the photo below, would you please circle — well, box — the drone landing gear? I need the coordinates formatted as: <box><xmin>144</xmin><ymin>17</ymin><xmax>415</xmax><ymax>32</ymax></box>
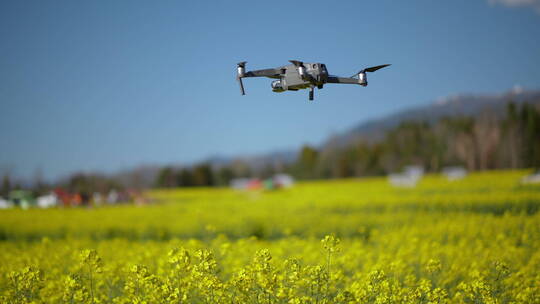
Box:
<box><xmin>309</xmin><ymin>86</ymin><xmax>314</xmax><ymax>101</ymax></box>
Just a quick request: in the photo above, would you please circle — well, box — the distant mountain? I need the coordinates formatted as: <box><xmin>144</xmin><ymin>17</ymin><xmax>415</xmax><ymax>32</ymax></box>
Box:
<box><xmin>206</xmin><ymin>149</ymin><xmax>297</xmax><ymax>171</ymax></box>
<box><xmin>323</xmin><ymin>88</ymin><xmax>540</xmax><ymax>149</ymax></box>
<box><xmin>208</xmin><ymin>88</ymin><xmax>540</xmax><ymax>168</ymax></box>
<box><xmin>110</xmin><ymin>88</ymin><xmax>540</xmax><ymax>185</ymax></box>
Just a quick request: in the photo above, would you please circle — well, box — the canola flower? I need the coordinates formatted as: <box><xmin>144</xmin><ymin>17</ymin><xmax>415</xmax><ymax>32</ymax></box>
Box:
<box><xmin>0</xmin><ymin>170</ymin><xmax>539</xmax><ymax>303</ymax></box>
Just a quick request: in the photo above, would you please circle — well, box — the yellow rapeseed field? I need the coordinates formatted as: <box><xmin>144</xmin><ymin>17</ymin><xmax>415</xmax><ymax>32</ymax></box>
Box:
<box><xmin>1</xmin><ymin>170</ymin><xmax>539</xmax><ymax>303</ymax></box>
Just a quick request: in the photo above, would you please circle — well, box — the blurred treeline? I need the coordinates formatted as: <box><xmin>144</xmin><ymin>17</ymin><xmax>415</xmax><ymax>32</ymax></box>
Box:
<box><xmin>2</xmin><ymin>102</ymin><xmax>538</xmax><ymax>195</ymax></box>
<box><xmin>0</xmin><ymin>172</ymin><xmax>123</xmax><ymax>198</ymax></box>
<box><xmin>292</xmin><ymin>102</ymin><xmax>540</xmax><ymax>179</ymax></box>
<box><xmin>152</xmin><ymin>102</ymin><xmax>540</xmax><ymax>187</ymax></box>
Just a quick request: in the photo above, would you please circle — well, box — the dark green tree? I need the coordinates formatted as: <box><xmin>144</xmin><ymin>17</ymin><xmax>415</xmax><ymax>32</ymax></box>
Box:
<box><xmin>296</xmin><ymin>145</ymin><xmax>319</xmax><ymax>179</ymax></box>
<box><xmin>176</xmin><ymin>168</ymin><xmax>194</xmax><ymax>187</ymax></box>
<box><xmin>192</xmin><ymin>163</ymin><xmax>214</xmax><ymax>186</ymax></box>
<box><xmin>155</xmin><ymin>167</ymin><xmax>176</xmax><ymax>188</ymax></box>
<box><xmin>520</xmin><ymin>103</ymin><xmax>540</xmax><ymax>168</ymax></box>
<box><xmin>1</xmin><ymin>175</ymin><xmax>11</xmax><ymax>198</ymax></box>
<box><xmin>215</xmin><ymin>167</ymin><xmax>234</xmax><ymax>186</ymax></box>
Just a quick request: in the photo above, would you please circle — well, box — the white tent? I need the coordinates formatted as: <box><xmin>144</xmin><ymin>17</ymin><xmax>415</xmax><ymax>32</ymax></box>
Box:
<box><xmin>0</xmin><ymin>197</ymin><xmax>12</xmax><ymax>209</ymax></box>
<box><xmin>443</xmin><ymin>166</ymin><xmax>467</xmax><ymax>181</ymax></box>
<box><xmin>37</xmin><ymin>193</ymin><xmax>58</xmax><ymax>208</ymax></box>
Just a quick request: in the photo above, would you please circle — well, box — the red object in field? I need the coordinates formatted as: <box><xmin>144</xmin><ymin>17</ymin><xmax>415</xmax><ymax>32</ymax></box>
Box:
<box><xmin>72</xmin><ymin>193</ymin><xmax>82</xmax><ymax>206</ymax></box>
<box><xmin>246</xmin><ymin>179</ymin><xmax>262</xmax><ymax>190</ymax></box>
<box><xmin>54</xmin><ymin>188</ymin><xmax>72</xmax><ymax>207</ymax></box>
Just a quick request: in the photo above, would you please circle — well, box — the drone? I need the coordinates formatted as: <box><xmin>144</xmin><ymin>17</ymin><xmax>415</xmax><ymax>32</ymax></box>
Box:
<box><xmin>236</xmin><ymin>60</ymin><xmax>390</xmax><ymax>101</ymax></box>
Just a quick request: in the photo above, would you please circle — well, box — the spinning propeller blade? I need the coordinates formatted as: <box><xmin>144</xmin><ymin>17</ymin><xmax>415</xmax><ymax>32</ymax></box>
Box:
<box><xmin>364</xmin><ymin>64</ymin><xmax>391</xmax><ymax>73</ymax></box>
<box><xmin>351</xmin><ymin>64</ymin><xmax>391</xmax><ymax>78</ymax></box>
<box><xmin>289</xmin><ymin>60</ymin><xmax>305</xmax><ymax>67</ymax></box>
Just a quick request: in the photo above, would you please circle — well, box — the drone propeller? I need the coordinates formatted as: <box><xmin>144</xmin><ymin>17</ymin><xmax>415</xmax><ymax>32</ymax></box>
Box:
<box><xmin>289</xmin><ymin>60</ymin><xmax>305</xmax><ymax>67</ymax></box>
<box><xmin>351</xmin><ymin>64</ymin><xmax>391</xmax><ymax>77</ymax></box>
<box><xmin>364</xmin><ymin>64</ymin><xmax>391</xmax><ymax>73</ymax></box>
<box><xmin>237</xmin><ymin>62</ymin><xmax>247</xmax><ymax>95</ymax></box>
<box><xmin>289</xmin><ymin>60</ymin><xmax>309</xmax><ymax>80</ymax></box>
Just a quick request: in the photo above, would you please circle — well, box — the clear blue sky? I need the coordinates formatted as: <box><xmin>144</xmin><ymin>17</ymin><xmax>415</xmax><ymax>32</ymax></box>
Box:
<box><xmin>1</xmin><ymin>0</ymin><xmax>540</xmax><ymax>181</ymax></box>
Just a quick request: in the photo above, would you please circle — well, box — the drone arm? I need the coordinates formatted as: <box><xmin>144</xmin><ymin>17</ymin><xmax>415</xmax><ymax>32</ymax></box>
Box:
<box><xmin>326</xmin><ymin>76</ymin><xmax>360</xmax><ymax>85</ymax></box>
<box><xmin>243</xmin><ymin>68</ymin><xmax>281</xmax><ymax>78</ymax></box>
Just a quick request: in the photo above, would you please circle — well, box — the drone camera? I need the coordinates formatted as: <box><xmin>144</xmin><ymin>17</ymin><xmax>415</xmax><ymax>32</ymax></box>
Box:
<box><xmin>271</xmin><ymin>80</ymin><xmax>285</xmax><ymax>92</ymax></box>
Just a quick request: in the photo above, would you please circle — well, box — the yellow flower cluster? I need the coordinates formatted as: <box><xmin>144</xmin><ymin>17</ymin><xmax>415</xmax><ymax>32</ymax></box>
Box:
<box><xmin>0</xmin><ymin>170</ymin><xmax>539</xmax><ymax>303</ymax></box>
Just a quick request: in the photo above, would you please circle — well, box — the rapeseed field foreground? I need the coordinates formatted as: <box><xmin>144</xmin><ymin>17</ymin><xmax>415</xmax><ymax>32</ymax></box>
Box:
<box><xmin>1</xmin><ymin>170</ymin><xmax>539</xmax><ymax>303</ymax></box>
